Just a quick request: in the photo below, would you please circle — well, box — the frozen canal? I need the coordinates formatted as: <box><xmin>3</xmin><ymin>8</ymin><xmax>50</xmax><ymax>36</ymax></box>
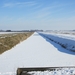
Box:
<box><xmin>0</xmin><ymin>32</ymin><xmax>75</xmax><ymax>74</ymax></box>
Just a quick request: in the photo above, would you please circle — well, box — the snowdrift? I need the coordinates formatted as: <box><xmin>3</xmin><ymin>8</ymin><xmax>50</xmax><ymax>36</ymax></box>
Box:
<box><xmin>39</xmin><ymin>32</ymin><xmax>75</xmax><ymax>52</ymax></box>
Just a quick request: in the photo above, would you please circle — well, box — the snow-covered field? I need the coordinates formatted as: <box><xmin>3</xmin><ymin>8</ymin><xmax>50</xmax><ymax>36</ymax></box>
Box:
<box><xmin>0</xmin><ymin>32</ymin><xmax>75</xmax><ymax>75</ymax></box>
<box><xmin>45</xmin><ymin>30</ymin><xmax>75</xmax><ymax>35</ymax></box>
<box><xmin>0</xmin><ymin>32</ymin><xmax>27</xmax><ymax>35</ymax></box>
<box><xmin>0</xmin><ymin>32</ymin><xmax>18</xmax><ymax>34</ymax></box>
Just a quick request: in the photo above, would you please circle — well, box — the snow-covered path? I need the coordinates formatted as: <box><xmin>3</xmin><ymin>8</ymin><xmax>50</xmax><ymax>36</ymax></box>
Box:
<box><xmin>0</xmin><ymin>32</ymin><xmax>75</xmax><ymax>74</ymax></box>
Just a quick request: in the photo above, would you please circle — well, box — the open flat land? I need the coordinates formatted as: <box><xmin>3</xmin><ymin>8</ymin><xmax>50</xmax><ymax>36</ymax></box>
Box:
<box><xmin>0</xmin><ymin>32</ymin><xmax>75</xmax><ymax>75</ymax></box>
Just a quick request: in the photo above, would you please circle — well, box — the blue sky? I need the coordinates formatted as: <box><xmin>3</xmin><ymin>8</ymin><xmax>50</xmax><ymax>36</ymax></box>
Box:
<box><xmin>0</xmin><ymin>0</ymin><xmax>75</xmax><ymax>30</ymax></box>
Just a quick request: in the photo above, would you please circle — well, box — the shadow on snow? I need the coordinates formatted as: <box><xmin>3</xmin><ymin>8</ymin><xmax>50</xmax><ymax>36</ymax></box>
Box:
<box><xmin>38</xmin><ymin>33</ymin><xmax>75</xmax><ymax>55</ymax></box>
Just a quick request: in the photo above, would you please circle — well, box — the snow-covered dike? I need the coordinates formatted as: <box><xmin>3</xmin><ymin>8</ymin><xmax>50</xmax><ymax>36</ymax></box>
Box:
<box><xmin>39</xmin><ymin>32</ymin><xmax>75</xmax><ymax>51</ymax></box>
<box><xmin>0</xmin><ymin>32</ymin><xmax>75</xmax><ymax>75</ymax></box>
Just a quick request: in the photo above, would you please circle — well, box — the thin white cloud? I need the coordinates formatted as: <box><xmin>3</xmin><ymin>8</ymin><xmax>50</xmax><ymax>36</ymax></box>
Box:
<box><xmin>31</xmin><ymin>2</ymin><xmax>66</xmax><ymax>19</ymax></box>
<box><xmin>35</xmin><ymin>10</ymin><xmax>51</xmax><ymax>19</ymax></box>
<box><xmin>33</xmin><ymin>1</ymin><xmax>75</xmax><ymax>19</ymax></box>
<box><xmin>3</xmin><ymin>3</ymin><xmax>14</xmax><ymax>7</ymax></box>
<box><xmin>3</xmin><ymin>1</ymin><xmax>37</xmax><ymax>8</ymax></box>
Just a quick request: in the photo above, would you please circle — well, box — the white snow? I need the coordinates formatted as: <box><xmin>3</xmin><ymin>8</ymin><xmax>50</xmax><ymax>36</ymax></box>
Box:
<box><xmin>0</xmin><ymin>32</ymin><xmax>25</xmax><ymax>34</ymax></box>
<box><xmin>39</xmin><ymin>32</ymin><xmax>75</xmax><ymax>51</ymax></box>
<box><xmin>28</xmin><ymin>68</ymin><xmax>75</xmax><ymax>75</ymax></box>
<box><xmin>0</xmin><ymin>32</ymin><xmax>75</xmax><ymax>75</ymax></box>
